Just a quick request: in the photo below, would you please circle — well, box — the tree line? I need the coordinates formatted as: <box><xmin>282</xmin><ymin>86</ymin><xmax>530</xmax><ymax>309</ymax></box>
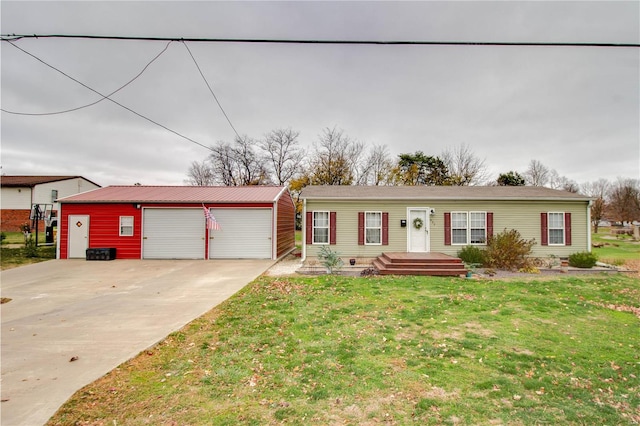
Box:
<box><xmin>186</xmin><ymin>127</ymin><xmax>640</xmax><ymax>225</ymax></box>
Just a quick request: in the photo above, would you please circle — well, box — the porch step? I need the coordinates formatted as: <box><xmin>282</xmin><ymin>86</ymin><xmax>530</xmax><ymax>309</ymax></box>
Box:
<box><xmin>373</xmin><ymin>252</ymin><xmax>467</xmax><ymax>277</ymax></box>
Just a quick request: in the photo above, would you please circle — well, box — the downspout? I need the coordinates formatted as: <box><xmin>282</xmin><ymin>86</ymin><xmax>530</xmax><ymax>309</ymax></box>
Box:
<box><xmin>587</xmin><ymin>199</ymin><xmax>592</xmax><ymax>253</ymax></box>
<box><xmin>302</xmin><ymin>198</ymin><xmax>307</xmax><ymax>261</ymax></box>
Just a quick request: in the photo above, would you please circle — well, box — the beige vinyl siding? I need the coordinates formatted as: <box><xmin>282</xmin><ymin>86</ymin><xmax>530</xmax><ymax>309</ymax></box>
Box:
<box><xmin>305</xmin><ymin>199</ymin><xmax>590</xmax><ymax>259</ymax></box>
<box><xmin>305</xmin><ymin>201</ymin><xmax>410</xmax><ymax>258</ymax></box>
<box><xmin>432</xmin><ymin>200</ymin><xmax>589</xmax><ymax>257</ymax></box>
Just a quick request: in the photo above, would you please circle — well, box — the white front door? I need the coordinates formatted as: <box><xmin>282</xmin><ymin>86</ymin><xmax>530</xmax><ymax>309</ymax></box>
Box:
<box><xmin>68</xmin><ymin>215</ymin><xmax>89</xmax><ymax>258</ymax></box>
<box><xmin>408</xmin><ymin>209</ymin><xmax>430</xmax><ymax>252</ymax></box>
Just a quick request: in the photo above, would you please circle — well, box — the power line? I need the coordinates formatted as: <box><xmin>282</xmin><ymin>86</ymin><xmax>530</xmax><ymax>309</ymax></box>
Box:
<box><xmin>181</xmin><ymin>41</ymin><xmax>241</xmax><ymax>140</ymax></box>
<box><xmin>2</xmin><ymin>40</ymin><xmax>213</xmax><ymax>152</ymax></box>
<box><xmin>1</xmin><ymin>40</ymin><xmax>174</xmax><ymax>116</ymax></box>
<box><xmin>2</xmin><ymin>33</ymin><xmax>639</xmax><ymax>48</ymax></box>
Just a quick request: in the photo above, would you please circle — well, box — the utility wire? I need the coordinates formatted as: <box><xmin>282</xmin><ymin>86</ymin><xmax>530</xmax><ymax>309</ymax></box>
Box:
<box><xmin>1</xmin><ymin>40</ymin><xmax>174</xmax><ymax>116</ymax></box>
<box><xmin>2</xmin><ymin>40</ymin><xmax>212</xmax><ymax>151</ymax></box>
<box><xmin>181</xmin><ymin>40</ymin><xmax>241</xmax><ymax>140</ymax></box>
<box><xmin>2</xmin><ymin>33</ymin><xmax>639</xmax><ymax>48</ymax></box>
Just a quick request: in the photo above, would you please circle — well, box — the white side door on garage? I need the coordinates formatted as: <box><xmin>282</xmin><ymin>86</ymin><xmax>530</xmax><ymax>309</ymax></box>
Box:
<box><xmin>68</xmin><ymin>214</ymin><xmax>89</xmax><ymax>258</ymax></box>
<box><xmin>143</xmin><ymin>208</ymin><xmax>205</xmax><ymax>259</ymax></box>
<box><xmin>208</xmin><ymin>208</ymin><xmax>272</xmax><ymax>259</ymax></box>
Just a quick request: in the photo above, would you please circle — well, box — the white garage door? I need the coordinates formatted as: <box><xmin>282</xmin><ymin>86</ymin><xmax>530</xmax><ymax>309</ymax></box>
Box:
<box><xmin>143</xmin><ymin>208</ymin><xmax>205</xmax><ymax>259</ymax></box>
<box><xmin>208</xmin><ymin>208</ymin><xmax>272</xmax><ymax>259</ymax></box>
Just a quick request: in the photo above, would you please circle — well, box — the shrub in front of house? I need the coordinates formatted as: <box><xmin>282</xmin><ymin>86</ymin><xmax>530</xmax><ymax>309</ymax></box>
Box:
<box><xmin>569</xmin><ymin>251</ymin><xmax>598</xmax><ymax>268</ymax></box>
<box><xmin>318</xmin><ymin>245</ymin><xmax>344</xmax><ymax>274</ymax></box>
<box><xmin>457</xmin><ymin>245</ymin><xmax>486</xmax><ymax>266</ymax></box>
<box><xmin>484</xmin><ymin>229</ymin><xmax>536</xmax><ymax>271</ymax></box>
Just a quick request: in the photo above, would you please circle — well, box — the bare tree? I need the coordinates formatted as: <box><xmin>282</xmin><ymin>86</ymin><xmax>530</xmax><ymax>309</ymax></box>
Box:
<box><xmin>233</xmin><ymin>135</ymin><xmax>270</xmax><ymax>185</ymax></box>
<box><xmin>359</xmin><ymin>144</ymin><xmax>394</xmax><ymax>185</ymax></box>
<box><xmin>608</xmin><ymin>178</ymin><xmax>640</xmax><ymax>224</ymax></box>
<box><xmin>185</xmin><ymin>160</ymin><xmax>215</xmax><ymax>186</ymax></box>
<box><xmin>581</xmin><ymin>178</ymin><xmax>611</xmax><ymax>233</ymax></box>
<box><xmin>209</xmin><ymin>141</ymin><xmax>239</xmax><ymax>186</ymax></box>
<box><xmin>308</xmin><ymin>127</ymin><xmax>355</xmax><ymax>185</ymax></box>
<box><xmin>259</xmin><ymin>128</ymin><xmax>303</xmax><ymax>185</ymax></box>
<box><xmin>580</xmin><ymin>179</ymin><xmax>611</xmax><ymax>199</ymax></box>
<box><xmin>348</xmin><ymin>140</ymin><xmax>370</xmax><ymax>185</ymax></box>
<box><xmin>548</xmin><ymin>170</ymin><xmax>579</xmax><ymax>193</ymax></box>
<box><xmin>208</xmin><ymin>136</ymin><xmax>270</xmax><ymax>186</ymax></box>
<box><xmin>524</xmin><ymin>159</ymin><xmax>550</xmax><ymax>187</ymax></box>
<box><xmin>441</xmin><ymin>143</ymin><xmax>489</xmax><ymax>186</ymax></box>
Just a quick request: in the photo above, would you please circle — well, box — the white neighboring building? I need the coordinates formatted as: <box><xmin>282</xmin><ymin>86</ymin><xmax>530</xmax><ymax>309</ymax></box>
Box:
<box><xmin>1</xmin><ymin>176</ymin><xmax>100</xmax><ymax>232</ymax></box>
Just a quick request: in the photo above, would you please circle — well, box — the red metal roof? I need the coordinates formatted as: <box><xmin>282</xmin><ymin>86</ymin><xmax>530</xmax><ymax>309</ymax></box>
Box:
<box><xmin>58</xmin><ymin>186</ymin><xmax>288</xmax><ymax>204</ymax></box>
<box><xmin>1</xmin><ymin>175</ymin><xmax>101</xmax><ymax>188</ymax></box>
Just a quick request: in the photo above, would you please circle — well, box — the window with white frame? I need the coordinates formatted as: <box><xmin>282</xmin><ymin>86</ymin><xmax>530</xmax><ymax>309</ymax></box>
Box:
<box><xmin>451</xmin><ymin>212</ymin><xmax>468</xmax><ymax>244</ymax></box>
<box><xmin>365</xmin><ymin>211</ymin><xmax>382</xmax><ymax>244</ymax></box>
<box><xmin>451</xmin><ymin>211</ymin><xmax>487</xmax><ymax>245</ymax></box>
<box><xmin>119</xmin><ymin>216</ymin><xmax>134</xmax><ymax>236</ymax></box>
<box><xmin>313</xmin><ymin>211</ymin><xmax>329</xmax><ymax>244</ymax></box>
<box><xmin>548</xmin><ymin>212</ymin><xmax>565</xmax><ymax>245</ymax></box>
<box><xmin>470</xmin><ymin>212</ymin><xmax>487</xmax><ymax>244</ymax></box>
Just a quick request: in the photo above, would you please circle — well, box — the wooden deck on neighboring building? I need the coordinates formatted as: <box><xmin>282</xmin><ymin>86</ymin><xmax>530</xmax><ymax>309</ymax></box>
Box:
<box><xmin>372</xmin><ymin>252</ymin><xmax>467</xmax><ymax>276</ymax></box>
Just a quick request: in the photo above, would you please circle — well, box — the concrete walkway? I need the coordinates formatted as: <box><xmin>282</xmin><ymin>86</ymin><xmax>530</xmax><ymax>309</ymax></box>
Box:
<box><xmin>1</xmin><ymin>259</ymin><xmax>273</xmax><ymax>426</ymax></box>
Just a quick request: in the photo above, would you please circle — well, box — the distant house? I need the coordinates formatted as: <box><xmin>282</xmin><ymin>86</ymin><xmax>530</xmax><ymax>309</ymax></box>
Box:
<box><xmin>0</xmin><ymin>175</ymin><xmax>101</xmax><ymax>232</ymax></box>
<box><xmin>57</xmin><ymin>185</ymin><xmax>295</xmax><ymax>260</ymax></box>
<box><xmin>301</xmin><ymin>185</ymin><xmax>592</xmax><ymax>261</ymax></box>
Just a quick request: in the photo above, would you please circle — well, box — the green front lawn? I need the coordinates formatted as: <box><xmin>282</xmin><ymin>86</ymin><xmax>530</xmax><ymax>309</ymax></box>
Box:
<box><xmin>49</xmin><ymin>274</ymin><xmax>640</xmax><ymax>425</ymax></box>
<box><xmin>592</xmin><ymin>227</ymin><xmax>640</xmax><ymax>263</ymax></box>
<box><xmin>0</xmin><ymin>246</ymin><xmax>56</xmax><ymax>270</ymax></box>
<box><xmin>1</xmin><ymin>231</ymin><xmax>56</xmax><ymax>270</ymax></box>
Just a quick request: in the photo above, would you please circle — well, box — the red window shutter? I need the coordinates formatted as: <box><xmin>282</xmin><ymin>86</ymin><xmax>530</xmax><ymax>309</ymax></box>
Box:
<box><xmin>565</xmin><ymin>212</ymin><xmax>572</xmax><ymax>246</ymax></box>
<box><xmin>487</xmin><ymin>212</ymin><xmax>494</xmax><ymax>241</ymax></box>
<box><xmin>541</xmin><ymin>213</ymin><xmax>548</xmax><ymax>246</ymax></box>
<box><xmin>305</xmin><ymin>212</ymin><xmax>313</xmax><ymax>245</ymax></box>
<box><xmin>382</xmin><ymin>212</ymin><xmax>389</xmax><ymax>245</ymax></box>
<box><xmin>358</xmin><ymin>212</ymin><xmax>365</xmax><ymax>245</ymax></box>
<box><xmin>330</xmin><ymin>211</ymin><xmax>337</xmax><ymax>245</ymax></box>
<box><xmin>444</xmin><ymin>212</ymin><xmax>451</xmax><ymax>246</ymax></box>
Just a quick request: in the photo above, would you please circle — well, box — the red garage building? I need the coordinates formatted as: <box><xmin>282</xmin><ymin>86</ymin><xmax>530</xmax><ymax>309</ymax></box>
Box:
<box><xmin>58</xmin><ymin>186</ymin><xmax>295</xmax><ymax>260</ymax></box>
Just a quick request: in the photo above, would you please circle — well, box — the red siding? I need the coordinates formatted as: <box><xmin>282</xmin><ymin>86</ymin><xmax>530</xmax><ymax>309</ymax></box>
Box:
<box><xmin>276</xmin><ymin>190</ymin><xmax>296</xmax><ymax>258</ymax></box>
<box><xmin>60</xmin><ymin>201</ymin><xmax>285</xmax><ymax>260</ymax></box>
<box><xmin>60</xmin><ymin>203</ymin><xmax>143</xmax><ymax>259</ymax></box>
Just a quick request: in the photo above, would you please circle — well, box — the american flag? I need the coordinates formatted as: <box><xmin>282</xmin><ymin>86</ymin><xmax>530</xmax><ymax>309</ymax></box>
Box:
<box><xmin>203</xmin><ymin>205</ymin><xmax>221</xmax><ymax>231</ymax></box>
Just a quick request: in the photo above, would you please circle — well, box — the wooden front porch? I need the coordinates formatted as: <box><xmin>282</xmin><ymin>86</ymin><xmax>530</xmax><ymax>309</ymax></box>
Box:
<box><xmin>372</xmin><ymin>252</ymin><xmax>467</xmax><ymax>277</ymax></box>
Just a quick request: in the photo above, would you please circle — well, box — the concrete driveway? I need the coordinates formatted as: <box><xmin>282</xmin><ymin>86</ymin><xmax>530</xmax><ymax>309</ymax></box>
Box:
<box><xmin>1</xmin><ymin>258</ymin><xmax>273</xmax><ymax>426</ymax></box>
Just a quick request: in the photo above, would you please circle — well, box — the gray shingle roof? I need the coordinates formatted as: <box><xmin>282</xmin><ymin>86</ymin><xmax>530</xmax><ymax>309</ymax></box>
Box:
<box><xmin>300</xmin><ymin>185</ymin><xmax>591</xmax><ymax>201</ymax></box>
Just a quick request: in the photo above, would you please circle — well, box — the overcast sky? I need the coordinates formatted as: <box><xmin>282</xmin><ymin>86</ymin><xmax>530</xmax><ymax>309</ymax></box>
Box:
<box><xmin>1</xmin><ymin>1</ymin><xmax>638</xmax><ymax>187</ymax></box>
